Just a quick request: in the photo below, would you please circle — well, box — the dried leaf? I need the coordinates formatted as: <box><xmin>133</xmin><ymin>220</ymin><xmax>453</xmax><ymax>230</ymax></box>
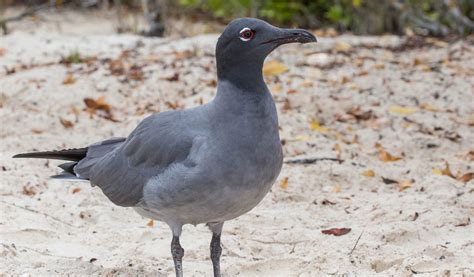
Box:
<box><xmin>59</xmin><ymin>118</ymin><xmax>74</xmax><ymax>128</ymax></box>
<box><xmin>334</xmin><ymin>41</ymin><xmax>352</xmax><ymax>53</ymax></box>
<box><xmin>419</xmin><ymin>103</ymin><xmax>439</xmax><ymax>112</ymax></box>
<box><xmin>362</xmin><ymin>169</ymin><xmax>375</xmax><ymax>177</ymax></box>
<box><xmin>108</xmin><ymin>59</ymin><xmax>125</xmax><ymax>75</ymax></box>
<box><xmin>174</xmin><ymin>51</ymin><xmax>193</xmax><ymax>60</ymax></box>
<box><xmin>84</xmin><ymin>96</ymin><xmax>111</xmax><ymax>113</ymax></box>
<box><xmin>466</xmin><ymin>150</ymin><xmax>474</xmax><ymax>162</ymax></box>
<box><xmin>333</xmin><ymin>143</ymin><xmax>341</xmax><ymax>160</ymax></box>
<box><xmin>310</xmin><ymin>119</ymin><xmax>329</xmax><ymax>133</ymax></box>
<box><xmin>263</xmin><ymin>60</ymin><xmax>288</xmax><ymax>76</ymax></box>
<box><xmin>321</xmin><ymin>227</ymin><xmax>351</xmax><ymax>236</ymax></box>
<box><xmin>0</xmin><ymin>48</ymin><xmax>6</xmax><ymax>57</ymax></box>
<box><xmin>62</xmin><ymin>74</ymin><xmax>76</xmax><ymax>85</ymax></box>
<box><xmin>271</xmin><ymin>84</ymin><xmax>282</xmax><ymax>93</ymax></box>
<box><xmin>147</xmin><ymin>220</ymin><xmax>155</xmax><ymax>227</ymax></box>
<box><xmin>389</xmin><ymin>106</ymin><xmax>417</xmax><ymax>115</ymax></box>
<box><xmin>162</xmin><ymin>72</ymin><xmax>179</xmax><ymax>82</ymax></box>
<box><xmin>432</xmin><ymin>162</ymin><xmax>455</xmax><ymax>178</ymax></box>
<box><xmin>332</xmin><ymin>184</ymin><xmax>341</xmax><ymax>193</ymax></box>
<box><xmin>347</xmin><ymin>107</ymin><xmax>373</xmax><ymax>121</ymax></box>
<box><xmin>398</xmin><ymin>180</ymin><xmax>413</xmax><ymax>191</ymax></box>
<box><xmin>375</xmin><ymin>143</ymin><xmax>401</xmax><ymax>162</ymax></box>
<box><xmin>165</xmin><ymin>101</ymin><xmax>182</xmax><ymax>110</ymax></box>
<box><xmin>31</xmin><ymin>128</ymin><xmax>44</xmax><ymax>134</ymax></box>
<box><xmin>22</xmin><ymin>185</ymin><xmax>36</xmax><ymax>196</ymax></box>
<box><xmin>279</xmin><ymin>177</ymin><xmax>289</xmax><ymax>189</ymax></box>
<box><xmin>72</xmin><ymin>188</ymin><xmax>81</xmax><ymax>194</ymax></box>
<box><xmin>70</xmin><ymin>106</ymin><xmax>81</xmax><ymax>117</ymax></box>
<box><xmin>374</xmin><ymin>63</ymin><xmax>385</xmax><ymax>69</ymax></box>
<box><xmin>457</xmin><ymin>172</ymin><xmax>473</xmax><ymax>183</ymax></box>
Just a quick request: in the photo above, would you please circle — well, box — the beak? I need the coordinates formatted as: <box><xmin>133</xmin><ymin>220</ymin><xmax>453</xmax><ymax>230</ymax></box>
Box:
<box><xmin>262</xmin><ymin>28</ymin><xmax>317</xmax><ymax>46</ymax></box>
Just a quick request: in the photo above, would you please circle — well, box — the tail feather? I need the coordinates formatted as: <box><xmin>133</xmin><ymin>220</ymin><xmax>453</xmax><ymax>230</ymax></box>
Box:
<box><xmin>13</xmin><ymin>147</ymin><xmax>88</xmax><ymax>161</ymax></box>
<box><xmin>13</xmin><ymin>137</ymin><xmax>125</xmax><ymax>182</ymax></box>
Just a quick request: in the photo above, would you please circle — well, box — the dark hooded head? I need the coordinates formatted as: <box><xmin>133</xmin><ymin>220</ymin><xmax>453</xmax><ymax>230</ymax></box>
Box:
<box><xmin>215</xmin><ymin>18</ymin><xmax>317</xmax><ymax>82</ymax></box>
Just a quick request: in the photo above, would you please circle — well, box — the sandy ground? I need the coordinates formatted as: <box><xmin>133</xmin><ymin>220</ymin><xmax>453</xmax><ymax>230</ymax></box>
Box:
<box><xmin>1</xmin><ymin>10</ymin><xmax>474</xmax><ymax>276</ymax></box>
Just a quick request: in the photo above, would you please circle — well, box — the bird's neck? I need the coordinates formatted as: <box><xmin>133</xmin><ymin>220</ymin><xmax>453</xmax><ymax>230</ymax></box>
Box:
<box><xmin>216</xmin><ymin>58</ymin><xmax>266</xmax><ymax>92</ymax></box>
<box><xmin>212</xmin><ymin>78</ymin><xmax>275</xmax><ymax>120</ymax></box>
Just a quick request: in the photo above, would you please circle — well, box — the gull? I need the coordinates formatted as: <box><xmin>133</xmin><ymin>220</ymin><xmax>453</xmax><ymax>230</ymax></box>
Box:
<box><xmin>14</xmin><ymin>17</ymin><xmax>317</xmax><ymax>276</ymax></box>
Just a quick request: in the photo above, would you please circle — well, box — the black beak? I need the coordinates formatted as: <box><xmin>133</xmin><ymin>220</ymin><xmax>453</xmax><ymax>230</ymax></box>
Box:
<box><xmin>262</xmin><ymin>28</ymin><xmax>317</xmax><ymax>45</ymax></box>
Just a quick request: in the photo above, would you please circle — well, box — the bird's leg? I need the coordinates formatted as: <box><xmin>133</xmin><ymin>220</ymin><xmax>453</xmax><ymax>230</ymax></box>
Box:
<box><xmin>171</xmin><ymin>235</ymin><xmax>184</xmax><ymax>277</ymax></box>
<box><xmin>208</xmin><ymin>222</ymin><xmax>224</xmax><ymax>277</ymax></box>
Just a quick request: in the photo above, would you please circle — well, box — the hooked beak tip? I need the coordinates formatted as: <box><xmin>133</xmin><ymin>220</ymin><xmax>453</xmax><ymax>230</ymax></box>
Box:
<box><xmin>263</xmin><ymin>29</ymin><xmax>317</xmax><ymax>46</ymax></box>
<box><xmin>292</xmin><ymin>30</ymin><xmax>318</xmax><ymax>44</ymax></box>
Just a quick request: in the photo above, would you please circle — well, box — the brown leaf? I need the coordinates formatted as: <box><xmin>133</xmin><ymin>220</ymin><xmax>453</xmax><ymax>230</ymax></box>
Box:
<box><xmin>279</xmin><ymin>177</ymin><xmax>289</xmax><ymax>189</ymax></box>
<box><xmin>457</xmin><ymin>172</ymin><xmax>473</xmax><ymax>183</ymax></box>
<box><xmin>334</xmin><ymin>41</ymin><xmax>352</xmax><ymax>53</ymax></box>
<box><xmin>22</xmin><ymin>185</ymin><xmax>36</xmax><ymax>196</ymax></box>
<box><xmin>108</xmin><ymin>59</ymin><xmax>126</xmax><ymax>75</ymax></box>
<box><xmin>70</xmin><ymin>106</ymin><xmax>81</xmax><ymax>117</ymax></box>
<box><xmin>59</xmin><ymin>118</ymin><xmax>74</xmax><ymax>128</ymax></box>
<box><xmin>362</xmin><ymin>169</ymin><xmax>375</xmax><ymax>177</ymax></box>
<box><xmin>332</xmin><ymin>184</ymin><xmax>341</xmax><ymax>193</ymax></box>
<box><xmin>174</xmin><ymin>51</ymin><xmax>194</xmax><ymax>60</ymax></box>
<box><xmin>397</xmin><ymin>180</ymin><xmax>413</xmax><ymax>191</ymax></box>
<box><xmin>128</xmin><ymin>65</ymin><xmax>144</xmax><ymax>81</ymax></box>
<box><xmin>321</xmin><ymin>227</ymin><xmax>351</xmax><ymax>236</ymax></box>
<box><xmin>347</xmin><ymin>107</ymin><xmax>373</xmax><ymax>121</ymax></box>
<box><xmin>62</xmin><ymin>74</ymin><xmax>76</xmax><ymax>85</ymax></box>
<box><xmin>432</xmin><ymin>162</ymin><xmax>455</xmax><ymax>179</ymax></box>
<box><xmin>419</xmin><ymin>103</ymin><xmax>439</xmax><ymax>112</ymax></box>
<box><xmin>31</xmin><ymin>128</ymin><xmax>44</xmax><ymax>134</ymax></box>
<box><xmin>72</xmin><ymin>188</ymin><xmax>81</xmax><ymax>194</ymax></box>
<box><xmin>147</xmin><ymin>220</ymin><xmax>155</xmax><ymax>227</ymax></box>
<box><xmin>165</xmin><ymin>101</ymin><xmax>182</xmax><ymax>110</ymax></box>
<box><xmin>466</xmin><ymin>150</ymin><xmax>474</xmax><ymax>162</ymax></box>
<box><xmin>84</xmin><ymin>96</ymin><xmax>111</xmax><ymax>113</ymax></box>
<box><xmin>375</xmin><ymin>143</ymin><xmax>401</xmax><ymax>162</ymax></box>
<box><xmin>162</xmin><ymin>72</ymin><xmax>179</xmax><ymax>82</ymax></box>
<box><xmin>333</xmin><ymin>143</ymin><xmax>341</xmax><ymax>160</ymax></box>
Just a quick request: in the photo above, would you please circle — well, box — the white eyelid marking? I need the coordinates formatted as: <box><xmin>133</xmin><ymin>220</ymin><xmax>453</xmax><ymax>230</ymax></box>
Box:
<box><xmin>239</xmin><ymin>27</ymin><xmax>252</xmax><ymax>42</ymax></box>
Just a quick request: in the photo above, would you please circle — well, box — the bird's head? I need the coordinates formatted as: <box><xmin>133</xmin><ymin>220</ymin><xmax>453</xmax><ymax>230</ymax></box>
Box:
<box><xmin>216</xmin><ymin>18</ymin><xmax>317</xmax><ymax>82</ymax></box>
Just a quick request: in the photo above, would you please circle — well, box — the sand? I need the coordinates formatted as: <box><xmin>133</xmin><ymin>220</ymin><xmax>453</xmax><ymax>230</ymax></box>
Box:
<box><xmin>1</xmin><ymin>9</ymin><xmax>473</xmax><ymax>276</ymax></box>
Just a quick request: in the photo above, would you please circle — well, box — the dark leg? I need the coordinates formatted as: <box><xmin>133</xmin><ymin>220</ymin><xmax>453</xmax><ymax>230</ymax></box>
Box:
<box><xmin>171</xmin><ymin>235</ymin><xmax>184</xmax><ymax>277</ymax></box>
<box><xmin>208</xmin><ymin>222</ymin><xmax>224</xmax><ymax>277</ymax></box>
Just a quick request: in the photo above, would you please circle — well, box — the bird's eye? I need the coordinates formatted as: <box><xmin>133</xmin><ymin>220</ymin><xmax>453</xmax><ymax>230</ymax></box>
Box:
<box><xmin>239</xmin><ymin>27</ymin><xmax>255</xmax><ymax>42</ymax></box>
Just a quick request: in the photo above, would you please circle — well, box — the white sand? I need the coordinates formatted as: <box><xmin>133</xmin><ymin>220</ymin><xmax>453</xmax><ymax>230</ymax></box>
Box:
<box><xmin>1</xmin><ymin>10</ymin><xmax>473</xmax><ymax>276</ymax></box>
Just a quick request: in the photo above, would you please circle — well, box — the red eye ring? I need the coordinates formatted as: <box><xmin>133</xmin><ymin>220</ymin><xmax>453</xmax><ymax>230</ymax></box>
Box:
<box><xmin>239</xmin><ymin>27</ymin><xmax>255</xmax><ymax>41</ymax></box>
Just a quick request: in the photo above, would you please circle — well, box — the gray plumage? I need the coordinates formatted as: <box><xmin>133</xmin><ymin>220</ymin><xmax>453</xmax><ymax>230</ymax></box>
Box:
<box><xmin>13</xmin><ymin>18</ymin><xmax>316</xmax><ymax>277</ymax></box>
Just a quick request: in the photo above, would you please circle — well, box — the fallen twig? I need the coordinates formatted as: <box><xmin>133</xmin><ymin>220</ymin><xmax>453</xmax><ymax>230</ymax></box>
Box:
<box><xmin>285</xmin><ymin>157</ymin><xmax>343</xmax><ymax>164</ymax></box>
<box><xmin>348</xmin><ymin>231</ymin><xmax>364</xmax><ymax>255</ymax></box>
